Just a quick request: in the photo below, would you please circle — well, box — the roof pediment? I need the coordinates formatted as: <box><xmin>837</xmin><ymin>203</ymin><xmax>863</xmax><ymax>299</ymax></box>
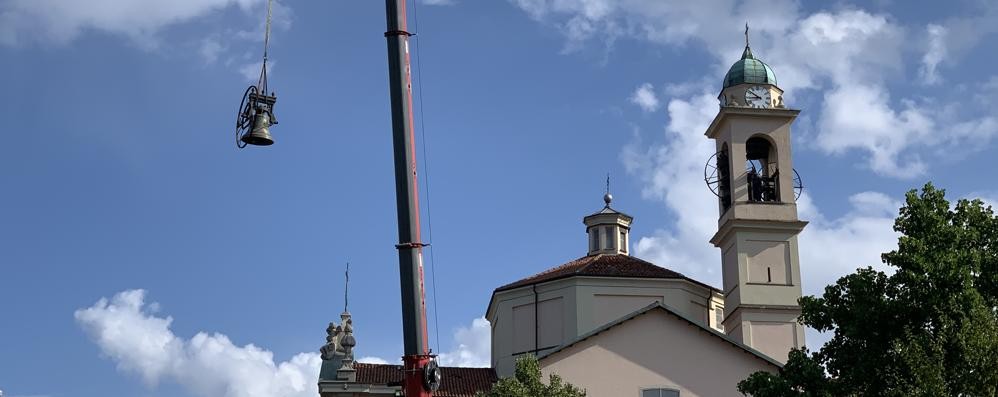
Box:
<box><xmin>538</xmin><ymin>302</ymin><xmax>782</xmax><ymax>368</ymax></box>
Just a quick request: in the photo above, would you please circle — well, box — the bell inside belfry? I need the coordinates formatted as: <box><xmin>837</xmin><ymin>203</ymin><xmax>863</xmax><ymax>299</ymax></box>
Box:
<box><xmin>242</xmin><ymin>107</ymin><xmax>275</xmax><ymax>146</ymax></box>
<box><xmin>745</xmin><ymin>137</ymin><xmax>778</xmax><ymax>202</ymax></box>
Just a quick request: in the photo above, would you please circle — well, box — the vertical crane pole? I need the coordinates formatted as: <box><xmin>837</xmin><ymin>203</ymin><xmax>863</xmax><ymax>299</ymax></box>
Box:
<box><xmin>384</xmin><ymin>1</ymin><xmax>433</xmax><ymax>396</ymax></box>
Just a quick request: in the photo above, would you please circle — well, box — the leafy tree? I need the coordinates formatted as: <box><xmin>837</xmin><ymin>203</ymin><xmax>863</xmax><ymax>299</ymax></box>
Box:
<box><xmin>739</xmin><ymin>183</ymin><xmax>998</xmax><ymax>396</ymax></box>
<box><xmin>478</xmin><ymin>355</ymin><xmax>586</xmax><ymax>397</ymax></box>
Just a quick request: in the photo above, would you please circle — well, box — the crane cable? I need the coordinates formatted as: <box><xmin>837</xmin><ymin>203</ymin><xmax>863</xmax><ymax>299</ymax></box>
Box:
<box><xmin>411</xmin><ymin>0</ymin><xmax>442</xmax><ymax>354</ymax></box>
<box><xmin>257</xmin><ymin>0</ymin><xmax>274</xmax><ymax>95</ymax></box>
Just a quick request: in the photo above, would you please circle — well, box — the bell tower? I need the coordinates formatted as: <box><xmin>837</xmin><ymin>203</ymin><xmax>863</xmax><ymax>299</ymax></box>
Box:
<box><xmin>703</xmin><ymin>26</ymin><xmax>806</xmax><ymax>363</ymax></box>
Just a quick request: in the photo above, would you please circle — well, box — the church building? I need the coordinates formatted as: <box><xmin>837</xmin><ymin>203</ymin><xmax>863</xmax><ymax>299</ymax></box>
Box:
<box><xmin>485</xmin><ymin>34</ymin><xmax>807</xmax><ymax>396</ymax></box>
<box><xmin>315</xmin><ymin>32</ymin><xmax>808</xmax><ymax>397</ymax></box>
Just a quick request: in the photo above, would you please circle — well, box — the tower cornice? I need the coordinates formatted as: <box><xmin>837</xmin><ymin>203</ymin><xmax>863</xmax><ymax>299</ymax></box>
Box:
<box><xmin>709</xmin><ymin>218</ymin><xmax>808</xmax><ymax>248</ymax></box>
<box><xmin>705</xmin><ymin>107</ymin><xmax>800</xmax><ymax>139</ymax></box>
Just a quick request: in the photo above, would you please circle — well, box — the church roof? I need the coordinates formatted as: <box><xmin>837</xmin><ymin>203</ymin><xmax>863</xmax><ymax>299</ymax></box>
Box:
<box><xmin>723</xmin><ymin>46</ymin><xmax>777</xmax><ymax>88</ymax></box>
<box><xmin>493</xmin><ymin>253</ymin><xmax>717</xmax><ymax>293</ymax></box>
<box><xmin>353</xmin><ymin>363</ymin><xmax>497</xmax><ymax>397</ymax></box>
<box><xmin>537</xmin><ymin>302</ymin><xmax>783</xmax><ymax>368</ymax></box>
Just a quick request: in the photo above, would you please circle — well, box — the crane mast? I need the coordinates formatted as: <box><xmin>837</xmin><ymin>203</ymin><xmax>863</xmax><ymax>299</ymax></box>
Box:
<box><xmin>384</xmin><ymin>0</ymin><xmax>437</xmax><ymax>395</ymax></box>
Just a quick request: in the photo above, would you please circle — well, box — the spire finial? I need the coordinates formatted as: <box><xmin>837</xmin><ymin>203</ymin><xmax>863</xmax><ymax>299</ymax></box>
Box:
<box><xmin>603</xmin><ymin>173</ymin><xmax>613</xmax><ymax>207</ymax></box>
<box><xmin>740</xmin><ymin>23</ymin><xmax>755</xmax><ymax>59</ymax></box>
<box><xmin>344</xmin><ymin>262</ymin><xmax>350</xmax><ymax>313</ymax></box>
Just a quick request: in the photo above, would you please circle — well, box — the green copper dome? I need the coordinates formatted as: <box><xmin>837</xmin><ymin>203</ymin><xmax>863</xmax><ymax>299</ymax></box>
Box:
<box><xmin>723</xmin><ymin>46</ymin><xmax>777</xmax><ymax>88</ymax></box>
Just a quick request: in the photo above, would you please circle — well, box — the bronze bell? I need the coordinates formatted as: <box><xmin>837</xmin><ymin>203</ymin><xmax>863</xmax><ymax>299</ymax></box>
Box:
<box><xmin>241</xmin><ymin>109</ymin><xmax>274</xmax><ymax>146</ymax></box>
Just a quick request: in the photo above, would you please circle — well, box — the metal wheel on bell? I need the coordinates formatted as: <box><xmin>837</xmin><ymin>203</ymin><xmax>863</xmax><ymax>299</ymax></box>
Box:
<box><xmin>236</xmin><ymin>85</ymin><xmax>259</xmax><ymax>148</ymax></box>
<box><xmin>704</xmin><ymin>151</ymin><xmax>724</xmax><ymax>197</ymax></box>
<box><xmin>792</xmin><ymin>168</ymin><xmax>803</xmax><ymax>201</ymax></box>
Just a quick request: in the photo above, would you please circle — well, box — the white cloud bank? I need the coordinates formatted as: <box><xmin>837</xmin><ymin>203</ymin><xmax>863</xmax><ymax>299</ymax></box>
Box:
<box><xmin>437</xmin><ymin>317</ymin><xmax>491</xmax><ymax>367</ymax></box>
<box><xmin>76</xmin><ymin>290</ymin><xmax>492</xmax><ymax>396</ymax></box>
<box><xmin>75</xmin><ymin>290</ymin><xmax>322</xmax><ymax>397</ymax></box>
<box><xmin>0</xmin><ymin>0</ymin><xmax>294</xmax><ymax>82</ymax></box>
<box><xmin>0</xmin><ymin>0</ymin><xmax>268</xmax><ymax>48</ymax></box>
<box><xmin>356</xmin><ymin>317</ymin><xmax>492</xmax><ymax>368</ymax></box>
<box><xmin>510</xmin><ymin>1</ymin><xmax>998</xmax><ymax>179</ymax></box>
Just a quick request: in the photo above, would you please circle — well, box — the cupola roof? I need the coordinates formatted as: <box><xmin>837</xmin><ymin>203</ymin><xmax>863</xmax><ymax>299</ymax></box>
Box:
<box><xmin>723</xmin><ymin>25</ymin><xmax>777</xmax><ymax>88</ymax></box>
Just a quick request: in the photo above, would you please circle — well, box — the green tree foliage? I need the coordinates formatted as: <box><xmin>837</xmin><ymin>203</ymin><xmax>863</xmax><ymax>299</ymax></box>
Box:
<box><xmin>478</xmin><ymin>355</ymin><xmax>586</xmax><ymax>397</ymax></box>
<box><xmin>739</xmin><ymin>183</ymin><xmax>998</xmax><ymax>396</ymax></box>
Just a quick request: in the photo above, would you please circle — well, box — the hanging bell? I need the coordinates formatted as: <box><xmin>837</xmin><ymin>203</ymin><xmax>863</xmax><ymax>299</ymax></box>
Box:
<box><xmin>241</xmin><ymin>109</ymin><xmax>274</xmax><ymax>146</ymax></box>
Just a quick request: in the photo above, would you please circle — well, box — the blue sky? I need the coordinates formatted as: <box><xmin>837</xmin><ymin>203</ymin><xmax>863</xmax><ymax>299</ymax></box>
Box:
<box><xmin>2</xmin><ymin>0</ymin><xmax>997</xmax><ymax>396</ymax></box>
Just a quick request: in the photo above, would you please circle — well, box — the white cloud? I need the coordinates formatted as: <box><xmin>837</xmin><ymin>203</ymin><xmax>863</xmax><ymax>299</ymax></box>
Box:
<box><xmin>624</xmin><ymin>91</ymin><xmax>723</xmax><ymax>285</ymax></box>
<box><xmin>76</xmin><ymin>289</ymin><xmax>492</xmax><ymax>397</ymax></box>
<box><xmin>437</xmin><ymin>317</ymin><xmax>491</xmax><ymax>367</ymax></box>
<box><xmin>797</xmin><ymin>191</ymin><xmax>900</xmax><ymax>297</ymax></box>
<box><xmin>925</xmin><ymin>4</ymin><xmax>998</xmax><ymax>72</ymax></box>
<box><xmin>796</xmin><ymin>191</ymin><xmax>900</xmax><ymax>351</ymax></box>
<box><xmin>966</xmin><ymin>191</ymin><xmax>998</xmax><ymax>210</ymax></box>
<box><xmin>333</xmin><ymin>317</ymin><xmax>491</xmax><ymax>368</ymax></box>
<box><xmin>200</xmin><ymin>37</ymin><xmax>225</xmax><ymax>65</ymax></box>
<box><xmin>629</xmin><ymin>83</ymin><xmax>660</xmax><ymax>112</ymax></box>
<box><xmin>0</xmin><ymin>0</ymin><xmax>269</xmax><ymax>48</ymax></box>
<box><xmin>239</xmin><ymin>60</ymin><xmax>275</xmax><ymax>83</ymax></box>
<box><xmin>815</xmin><ymin>85</ymin><xmax>932</xmax><ymax>178</ymax></box>
<box><xmin>75</xmin><ymin>290</ymin><xmax>322</xmax><ymax>397</ymax></box>
<box><xmin>920</xmin><ymin>24</ymin><xmax>947</xmax><ymax>84</ymax></box>
<box><xmin>508</xmin><ymin>1</ymin><xmax>996</xmax><ymax>179</ymax></box>
<box><xmin>357</xmin><ymin>356</ymin><xmax>392</xmax><ymax>365</ymax></box>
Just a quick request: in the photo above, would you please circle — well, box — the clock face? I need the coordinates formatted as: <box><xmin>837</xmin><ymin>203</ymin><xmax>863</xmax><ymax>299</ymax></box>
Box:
<box><xmin>744</xmin><ymin>86</ymin><xmax>772</xmax><ymax>108</ymax></box>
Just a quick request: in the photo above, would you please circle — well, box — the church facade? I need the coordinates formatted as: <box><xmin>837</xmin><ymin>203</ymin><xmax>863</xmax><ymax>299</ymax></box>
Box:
<box><xmin>486</xmin><ymin>36</ymin><xmax>807</xmax><ymax>396</ymax></box>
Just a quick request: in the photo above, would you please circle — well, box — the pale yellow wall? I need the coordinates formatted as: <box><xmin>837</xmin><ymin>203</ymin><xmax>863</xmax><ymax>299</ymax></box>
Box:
<box><xmin>592</xmin><ymin>295</ymin><xmax>663</xmax><ymax>326</ymax></box>
<box><xmin>489</xmin><ymin>276</ymin><xmax>718</xmax><ymax>377</ymax></box>
<box><xmin>705</xmin><ymin>105</ymin><xmax>807</xmax><ymax>364</ymax></box>
<box><xmin>725</xmin><ymin>307</ymin><xmax>803</xmax><ymax>363</ymax></box>
<box><xmin>574</xmin><ymin>278</ymin><xmax>714</xmax><ymax>336</ymax></box>
<box><xmin>541</xmin><ymin>309</ymin><xmax>778</xmax><ymax>397</ymax></box>
<box><xmin>490</xmin><ymin>281</ymin><xmax>578</xmax><ymax>376</ymax></box>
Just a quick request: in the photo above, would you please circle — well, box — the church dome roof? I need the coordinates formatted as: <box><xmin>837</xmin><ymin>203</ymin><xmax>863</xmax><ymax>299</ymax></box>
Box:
<box><xmin>723</xmin><ymin>46</ymin><xmax>777</xmax><ymax>88</ymax></box>
<box><xmin>492</xmin><ymin>254</ymin><xmax>717</xmax><ymax>293</ymax></box>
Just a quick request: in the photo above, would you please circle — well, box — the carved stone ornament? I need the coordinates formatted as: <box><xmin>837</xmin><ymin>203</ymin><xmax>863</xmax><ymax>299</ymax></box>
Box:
<box><xmin>320</xmin><ymin>321</ymin><xmax>343</xmax><ymax>361</ymax></box>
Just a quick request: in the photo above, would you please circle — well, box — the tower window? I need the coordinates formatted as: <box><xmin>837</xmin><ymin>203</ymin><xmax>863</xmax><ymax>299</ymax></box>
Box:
<box><xmin>590</xmin><ymin>228</ymin><xmax>599</xmax><ymax>252</ymax></box>
<box><xmin>746</xmin><ymin>137</ymin><xmax>779</xmax><ymax>202</ymax></box>
<box><xmin>605</xmin><ymin>226</ymin><xmax>615</xmax><ymax>250</ymax></box>
<box><xmin>642</xmin><ymin>389</ymin><xmax>680</xmax><ymax>397</ymax></box>
<box><xmin>619</xmin><ymin>230</ymin><xmax>627</xmax><ymax>253</ymax></box>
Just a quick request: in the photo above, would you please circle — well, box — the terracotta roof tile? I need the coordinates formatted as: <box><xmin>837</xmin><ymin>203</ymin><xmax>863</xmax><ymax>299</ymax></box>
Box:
<box><xmin>494</xmin><ymin>254</ymin><xmax>692</xmax><ymax>292</ymax></box>
<box><xmin>354</xmin><ymin>363</ymin><xmax>497</xmax><ymax>397</ymax></box>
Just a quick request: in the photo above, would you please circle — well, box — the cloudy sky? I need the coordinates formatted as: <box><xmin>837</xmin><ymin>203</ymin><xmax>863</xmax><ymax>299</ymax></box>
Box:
<box><xmin>2</xmin><ymin>0</ymin><xmax>997</xmax><ymax>396</ymax></box>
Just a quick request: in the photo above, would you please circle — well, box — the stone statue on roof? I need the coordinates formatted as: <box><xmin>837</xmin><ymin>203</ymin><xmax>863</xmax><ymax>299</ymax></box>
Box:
<box><xmin>318</xmin><ymin>264</ymin><xmax>358</xmax><ymax>382</ymax></box>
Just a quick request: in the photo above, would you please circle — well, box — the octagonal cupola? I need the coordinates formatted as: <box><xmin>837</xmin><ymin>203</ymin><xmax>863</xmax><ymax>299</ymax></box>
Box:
<box><xmin>583</xmin><ymin>192</ymin><xmax>633</xmax><ymax>255</ymax></box>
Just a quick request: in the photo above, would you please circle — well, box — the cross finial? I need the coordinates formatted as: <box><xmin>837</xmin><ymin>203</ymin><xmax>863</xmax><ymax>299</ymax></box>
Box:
<box><xmin>344</xmin><ymin>262</ymin><xmax>350</xmax><ymax>313</ymax></box>
<box><xmin>745</xmin><ymin>23</ymin><xmax>750</xmax><ymax>47</ymax></box>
